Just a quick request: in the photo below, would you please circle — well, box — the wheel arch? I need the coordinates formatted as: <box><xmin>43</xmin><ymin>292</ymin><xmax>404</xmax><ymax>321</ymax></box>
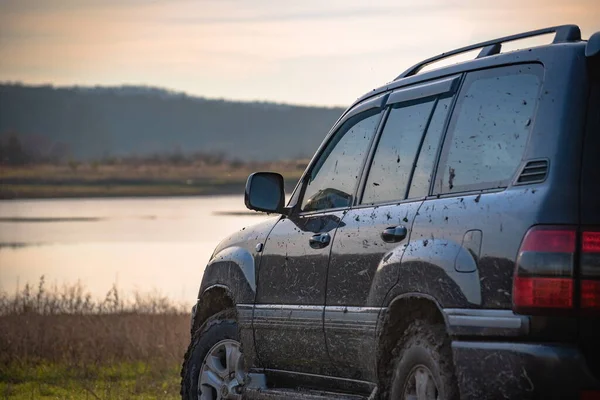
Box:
<box><xmin>191</xmin><ymin>284</ymin><xmax>236</xmax><ymax>335</ymax></box>
<box><xmin>377</xmin><ymin>293</ymin><xmax>450</xmax><ymax>383</ymax></box>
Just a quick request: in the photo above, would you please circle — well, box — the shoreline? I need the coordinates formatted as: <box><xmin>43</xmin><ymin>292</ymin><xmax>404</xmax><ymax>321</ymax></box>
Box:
<box><xmin>0</xmin><ymin>163</ymin><xmax>303</xmax><ymax>200</ymax></box>
<box><xmin>0</xmin><ymin>179</ymin><xmax>300</xmax><ymax>200</ymax></box>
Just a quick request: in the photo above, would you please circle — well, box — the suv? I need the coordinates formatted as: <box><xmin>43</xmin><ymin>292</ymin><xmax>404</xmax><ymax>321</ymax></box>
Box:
<box><xmin>181</xmin><ymin>25</ymin><xmax>600</xmax><ymax>400</ymax></box>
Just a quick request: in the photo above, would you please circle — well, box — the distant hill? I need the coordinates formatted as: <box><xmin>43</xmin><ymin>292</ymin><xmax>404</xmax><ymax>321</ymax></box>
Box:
<box><xmin>0</xmin><ymin>84</ymin><xmax>346</xmax><ymax>161</ymax></box>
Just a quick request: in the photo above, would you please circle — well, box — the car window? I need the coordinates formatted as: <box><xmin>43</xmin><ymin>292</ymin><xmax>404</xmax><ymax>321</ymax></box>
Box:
<box><xmin>408</xmin><ymin>96</ymin><xmax>453</xmax><ymax>198</ymax></box>
<box><xmin>438</xmin><ymin>64</ymin><xmax>543</xmax><ymax>193</ymax></box>
<box><xmin>362</xmin><ymin>100</ymin><xmax>435</xmax><ymax>204</ymax></box>
<box><xmin>301</xmin><ymin>109</ymin><xmax>382</xmax><ymax>212</ymax></box>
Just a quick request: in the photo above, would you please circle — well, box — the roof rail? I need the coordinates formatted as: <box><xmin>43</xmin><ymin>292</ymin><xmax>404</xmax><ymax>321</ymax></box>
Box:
<box><xmin>395</xmin><ymin>24</ymin><xmax>581</xmax><ymax>80</ymax></box>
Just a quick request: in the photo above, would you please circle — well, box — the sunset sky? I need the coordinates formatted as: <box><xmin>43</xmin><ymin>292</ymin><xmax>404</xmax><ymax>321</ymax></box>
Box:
<box><xmin>1</xmin><ymin>0</ymin><xmax>598</xmax><ymax>106</ymax></box>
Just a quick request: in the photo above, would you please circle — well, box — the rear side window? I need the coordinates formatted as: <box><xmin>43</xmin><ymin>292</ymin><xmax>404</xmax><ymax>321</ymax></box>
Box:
<box><xmin>437</xmin><ymin>64</ymin><xmax>543</xmax><ymax>193</ymax></box>
<box><xmin>362</xmin><ymin>100</ymin><xmax>435</xmax><ymax>204</ymax></box>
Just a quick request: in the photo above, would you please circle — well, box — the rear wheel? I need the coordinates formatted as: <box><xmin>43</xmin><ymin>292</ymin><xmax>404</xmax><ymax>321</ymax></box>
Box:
<box><xmin>387</xmin><ymin>319</ymin><xmax>459</xmax><ymax>400</ymax></box>
<box><xmin>181</xmin><ymin>310</ymin><xmax>245</xmax><ymax>400</ymax></box>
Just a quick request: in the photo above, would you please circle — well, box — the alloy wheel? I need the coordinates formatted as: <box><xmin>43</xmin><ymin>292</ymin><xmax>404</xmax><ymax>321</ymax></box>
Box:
<box><xmin>198</xmin><ymin>339</ymin><xmax>244</xmax><ymax>400</ymax></box>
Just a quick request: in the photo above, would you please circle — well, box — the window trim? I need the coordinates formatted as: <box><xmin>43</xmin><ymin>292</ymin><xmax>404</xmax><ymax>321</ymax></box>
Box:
<box><xmin>291</xmin><ymin>94</ymin><xmax>388</xmax><ymax>216</ymax></box>
<box><xmin>356</xmin><ymin>76</ymin><xmax>461</xmax><ymax>206</ymax></box>
<box><xmin>432</xmin><ymin>63</ymin><xmax>544</xmax><ymax>196</ymax></box>
<box><xmin>350</xmin><ymin>194</ymin><xmax>427</xmax><ymax>211</ymax></box>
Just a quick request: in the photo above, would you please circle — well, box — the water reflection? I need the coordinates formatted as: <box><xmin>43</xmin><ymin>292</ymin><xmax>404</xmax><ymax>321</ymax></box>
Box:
<box><xmin>0</xmin><ymin>196</ymin><xmax>269</xmax><ymax>306</ymax></box>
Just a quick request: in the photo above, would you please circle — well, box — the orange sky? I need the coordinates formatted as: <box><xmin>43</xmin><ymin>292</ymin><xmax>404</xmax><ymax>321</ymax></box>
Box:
<box><xmin>1</xmin><ymin>0</ymin><xmax>598</xmax><ymax>106</ymax></box>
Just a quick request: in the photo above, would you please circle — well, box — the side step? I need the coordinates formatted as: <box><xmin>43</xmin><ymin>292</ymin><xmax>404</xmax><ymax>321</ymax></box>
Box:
<box><xmin>244</xmin><ymin>388</ymin><xmax>369</xmax><ymax>400</ymax></box>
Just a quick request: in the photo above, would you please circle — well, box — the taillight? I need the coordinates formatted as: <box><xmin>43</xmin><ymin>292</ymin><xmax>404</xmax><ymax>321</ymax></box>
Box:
<box><xmin>513</xmin><ymin>226</ymin><xmax>576</xmax><ymax>314</ymax></box>
<box><xmin>583</xmin><ymin>232</ymin><xmax>600</xmax><ymax>253</ymax></box>
<box><xmin>581</xmin><ymin>231</ymin><xmax>600</xmax><ymax>310</ymax></box>
<box><xmin>581</xmin><ymin>280</ymin><xmax>600</xmax><ymax>309</ymax></box>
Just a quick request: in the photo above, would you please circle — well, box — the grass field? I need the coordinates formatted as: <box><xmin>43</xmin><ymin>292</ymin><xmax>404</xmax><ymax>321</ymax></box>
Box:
<box><xmin>0</xmin><ymin>161</ymin><xmax>306</xmax><ymax>199</ymax></box>
<box><xmin>0</xmin><ymin>278</ymin><xmax>190</xmax><ymax>399</ymax></box>
<box><xmin>1</xmin><ymin>363</ymin><xmax>182</xmax><ymax>399</ymax></box>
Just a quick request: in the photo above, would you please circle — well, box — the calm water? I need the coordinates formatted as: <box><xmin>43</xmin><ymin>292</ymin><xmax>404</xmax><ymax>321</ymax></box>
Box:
<box><xmin>0</xmin><ymin>196</ymin><xmax>270</xmax><ymax>305</ymax></box>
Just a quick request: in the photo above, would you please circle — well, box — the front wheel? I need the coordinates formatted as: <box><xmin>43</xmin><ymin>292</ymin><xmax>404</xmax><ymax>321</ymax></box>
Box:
<box><xmin>181</xmin><ymin>310</ymin><xmax>245</xmax><ymax>400</ymax></box>
<box><xmin>387</xmin><ymin>319</ymin><xmax>459</xmax><ymax>400</ymax></box>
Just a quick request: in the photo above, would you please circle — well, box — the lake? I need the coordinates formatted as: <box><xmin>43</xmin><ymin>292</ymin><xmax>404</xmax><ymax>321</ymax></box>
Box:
<box><xmin>0</xmin><ymin>196</ymin><xmax>270</xmax><ymax>306</ymax></box>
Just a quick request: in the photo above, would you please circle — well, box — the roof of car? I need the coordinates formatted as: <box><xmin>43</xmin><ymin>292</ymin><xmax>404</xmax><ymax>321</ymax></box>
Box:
<box><xmin>342</xmin><ymin>24</ymin><xmax>588</xmax><ymax>121</ymax></box>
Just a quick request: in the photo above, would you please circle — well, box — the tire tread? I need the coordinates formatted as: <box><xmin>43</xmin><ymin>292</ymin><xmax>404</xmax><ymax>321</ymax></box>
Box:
<box><xmin>383</xmin><ymin>311</ymin><xmax>458</xmax><ymax>400</ymax></box>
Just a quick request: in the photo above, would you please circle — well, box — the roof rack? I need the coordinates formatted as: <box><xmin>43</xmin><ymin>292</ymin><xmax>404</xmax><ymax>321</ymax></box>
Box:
<box><xmin>395</xmin><ymin>24</ymin><xmax>581</xmax><ymax>80</ymax></box>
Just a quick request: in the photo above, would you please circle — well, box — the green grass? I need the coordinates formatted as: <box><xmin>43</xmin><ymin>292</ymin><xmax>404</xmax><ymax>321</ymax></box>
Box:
<box><xmin>0</xmin><ymin>362</ymin><xmax>181</xmax><ymax>399</ymax></box>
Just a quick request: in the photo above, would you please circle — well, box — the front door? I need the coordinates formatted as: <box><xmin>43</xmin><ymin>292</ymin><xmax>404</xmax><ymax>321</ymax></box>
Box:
<box><xmin>325</xmin><ymin>81</ymin><xmax>458</xmax><ymax>381</ymax></box>
<box><xmin>253</xmin><ymin>104</ymin><xmax>385</xmax><ymax>374</ymax></box>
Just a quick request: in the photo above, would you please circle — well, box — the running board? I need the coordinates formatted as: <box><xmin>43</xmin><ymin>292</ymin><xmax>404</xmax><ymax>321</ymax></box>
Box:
<box><xmin>244</xmin><ymin>388</ymin><xmax>370</xmax><ymax>400</ymax></box>
<box><xmin>244</xmin><ymin>371</ymin><xmax>378</xmax><ymax>399</ymax></box>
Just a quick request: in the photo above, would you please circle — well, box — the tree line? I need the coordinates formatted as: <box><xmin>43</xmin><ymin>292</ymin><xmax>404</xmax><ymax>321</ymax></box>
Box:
<box><xmin>0</xmin><ymin>132</ymin><xmax>253</xmax><ymax>167</ymax></box>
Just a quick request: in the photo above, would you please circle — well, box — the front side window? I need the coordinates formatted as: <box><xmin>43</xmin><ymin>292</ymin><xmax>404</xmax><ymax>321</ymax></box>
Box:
<box><xmin>438</xmin><ymin>64</ymin><xmax>543</xmax><ymax>193</ymax></box>
<box><xmin>362</xmin><ymin>100</ymin><xmax>435</xmax><ymax>204</ymax></box>
<box><xmin>301</xmin><ymin>109</ymin><xmax>382</xmax><ymax>212</ymax></box>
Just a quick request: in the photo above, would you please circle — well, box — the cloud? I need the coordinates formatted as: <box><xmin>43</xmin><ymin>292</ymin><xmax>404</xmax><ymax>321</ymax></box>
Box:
<box><xmin>1</xmin><ymin>0</ymin><xmax>598</xmax><ymax>106</ymax></box>
<box><xmin>165</xmin><ymin>4</ymin><xmax>446</xmax><ymax>25</ymax></box>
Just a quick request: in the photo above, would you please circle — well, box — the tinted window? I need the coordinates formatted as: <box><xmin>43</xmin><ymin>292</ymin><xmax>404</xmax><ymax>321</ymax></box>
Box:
<box><xmin>362</xmin><ymin>100</ymin><xmax>435</xmax><ymax>204</ymax></box>
<box><xmin>301</xmin><ymin>110</ymin><xmax>381</xmax><ymax>212</ymax></box>
<box><xmin>439</xmin><ymin>64</ymin><xmax>542</xmax><ymax>193</ymax></box>
<box><xmin>408</xmin><ymin>96</ymin><xmax>453</xmax><ymax>198</ymax></box>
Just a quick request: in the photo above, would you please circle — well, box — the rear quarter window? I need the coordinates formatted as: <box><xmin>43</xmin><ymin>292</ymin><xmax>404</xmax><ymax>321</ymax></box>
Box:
<box><xmin>436</xmin><ymin>64</ymin><xmax>543</xmax><ymax>194</ymax></box>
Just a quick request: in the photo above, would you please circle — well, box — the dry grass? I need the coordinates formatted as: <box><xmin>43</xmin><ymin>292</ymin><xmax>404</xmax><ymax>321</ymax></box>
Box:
<box><xmin>0</xmin><ymin>160</ymin><xmax>307</xmax><ymax>181</ymax></box>
<box><xmin>0</xmin><ymin>184</ymin><xmax>213</xmax><ymax>198</ymax></box>
<box><xmin>0</xmin><ymin>277</ymin><xmax>191</xmax><ymax>399</ymax></box>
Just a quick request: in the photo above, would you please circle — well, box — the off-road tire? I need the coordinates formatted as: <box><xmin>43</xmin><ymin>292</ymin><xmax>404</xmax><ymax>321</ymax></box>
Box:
<box><xmin>386</xmin><ymin>319</ymin><xmax>459</xmax><ymax>400</ymax></box>
<box><xmin>180</xmin><ymin>309</ymin><xmax>239</xmax><ymax>400</ymax></box>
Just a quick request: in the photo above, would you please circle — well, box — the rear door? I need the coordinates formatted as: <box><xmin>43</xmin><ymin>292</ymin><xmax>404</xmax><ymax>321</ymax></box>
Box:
<box><xmin>324</xmin><ymin>77</ymin><xmax>458</xmax><ymax>381</ymax></box>
<box><xmin>409</xmin><ymin>64</ymin><xmax>545</xmax><ymax>310</ymax></box>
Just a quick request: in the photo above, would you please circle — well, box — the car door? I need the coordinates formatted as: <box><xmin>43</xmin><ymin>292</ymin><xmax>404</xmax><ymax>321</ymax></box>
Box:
<box><xmin>252</xmin><ymin>97</ymin><xmax>386</xmax><ymax>375</ymax></box>
<box><xmin>324</xmin><ymin>77</ymin><xmax>459</xmax><ymax>381</ymax></box>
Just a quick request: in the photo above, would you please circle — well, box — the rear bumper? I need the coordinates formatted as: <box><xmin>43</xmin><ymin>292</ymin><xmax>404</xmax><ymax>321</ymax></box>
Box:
<box><xmin>452</xmin><ymin>341</ymin><xmax>600</xmax><ymax>400</ymax></box>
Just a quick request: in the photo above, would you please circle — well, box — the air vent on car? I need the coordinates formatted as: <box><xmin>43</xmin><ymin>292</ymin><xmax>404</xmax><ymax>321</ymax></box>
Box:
<box><xmin>516</xmin><ymin>160</ymin><xmax>549</xmax><ymax>184</ymax></box>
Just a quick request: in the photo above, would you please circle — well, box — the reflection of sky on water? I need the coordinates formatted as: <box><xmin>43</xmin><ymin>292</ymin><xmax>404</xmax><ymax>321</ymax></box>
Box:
<box><xmin>0</xmin><ymin>196</ymin><xmax>269</xmax><ymax>305</ymax></box>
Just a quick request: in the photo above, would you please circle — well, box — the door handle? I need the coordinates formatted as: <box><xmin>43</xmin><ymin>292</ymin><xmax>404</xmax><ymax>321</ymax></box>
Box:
<box><xmin>309</xmin><ymin>233</ymin><xmax>331</xmax><ymax>249</ymax></box>
<box><xmin>381</xmin><ymin>226</ymin><xmax>408</xmax><ymax>243</ymax></box>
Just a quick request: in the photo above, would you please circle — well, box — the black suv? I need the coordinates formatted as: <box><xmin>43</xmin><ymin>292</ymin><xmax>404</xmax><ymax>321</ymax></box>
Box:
<box><xmin>181</xmin><ymin>25</ymin><xmax>600</xmax><ymax>400</ymax></box>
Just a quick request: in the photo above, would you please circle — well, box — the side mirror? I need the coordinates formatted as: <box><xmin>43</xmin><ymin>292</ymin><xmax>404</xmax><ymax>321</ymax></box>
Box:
<box><xmin>244</xmin><ymin>172</ymin><xmax>285</xmax><ymax>214</ymax></box>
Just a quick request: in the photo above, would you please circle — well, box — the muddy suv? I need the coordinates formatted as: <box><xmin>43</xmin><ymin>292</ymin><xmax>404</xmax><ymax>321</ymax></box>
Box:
<box><xmin>181</xmin><ymin>25</ymin><xmax>600</xmax><ymax>400</ymax></box>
